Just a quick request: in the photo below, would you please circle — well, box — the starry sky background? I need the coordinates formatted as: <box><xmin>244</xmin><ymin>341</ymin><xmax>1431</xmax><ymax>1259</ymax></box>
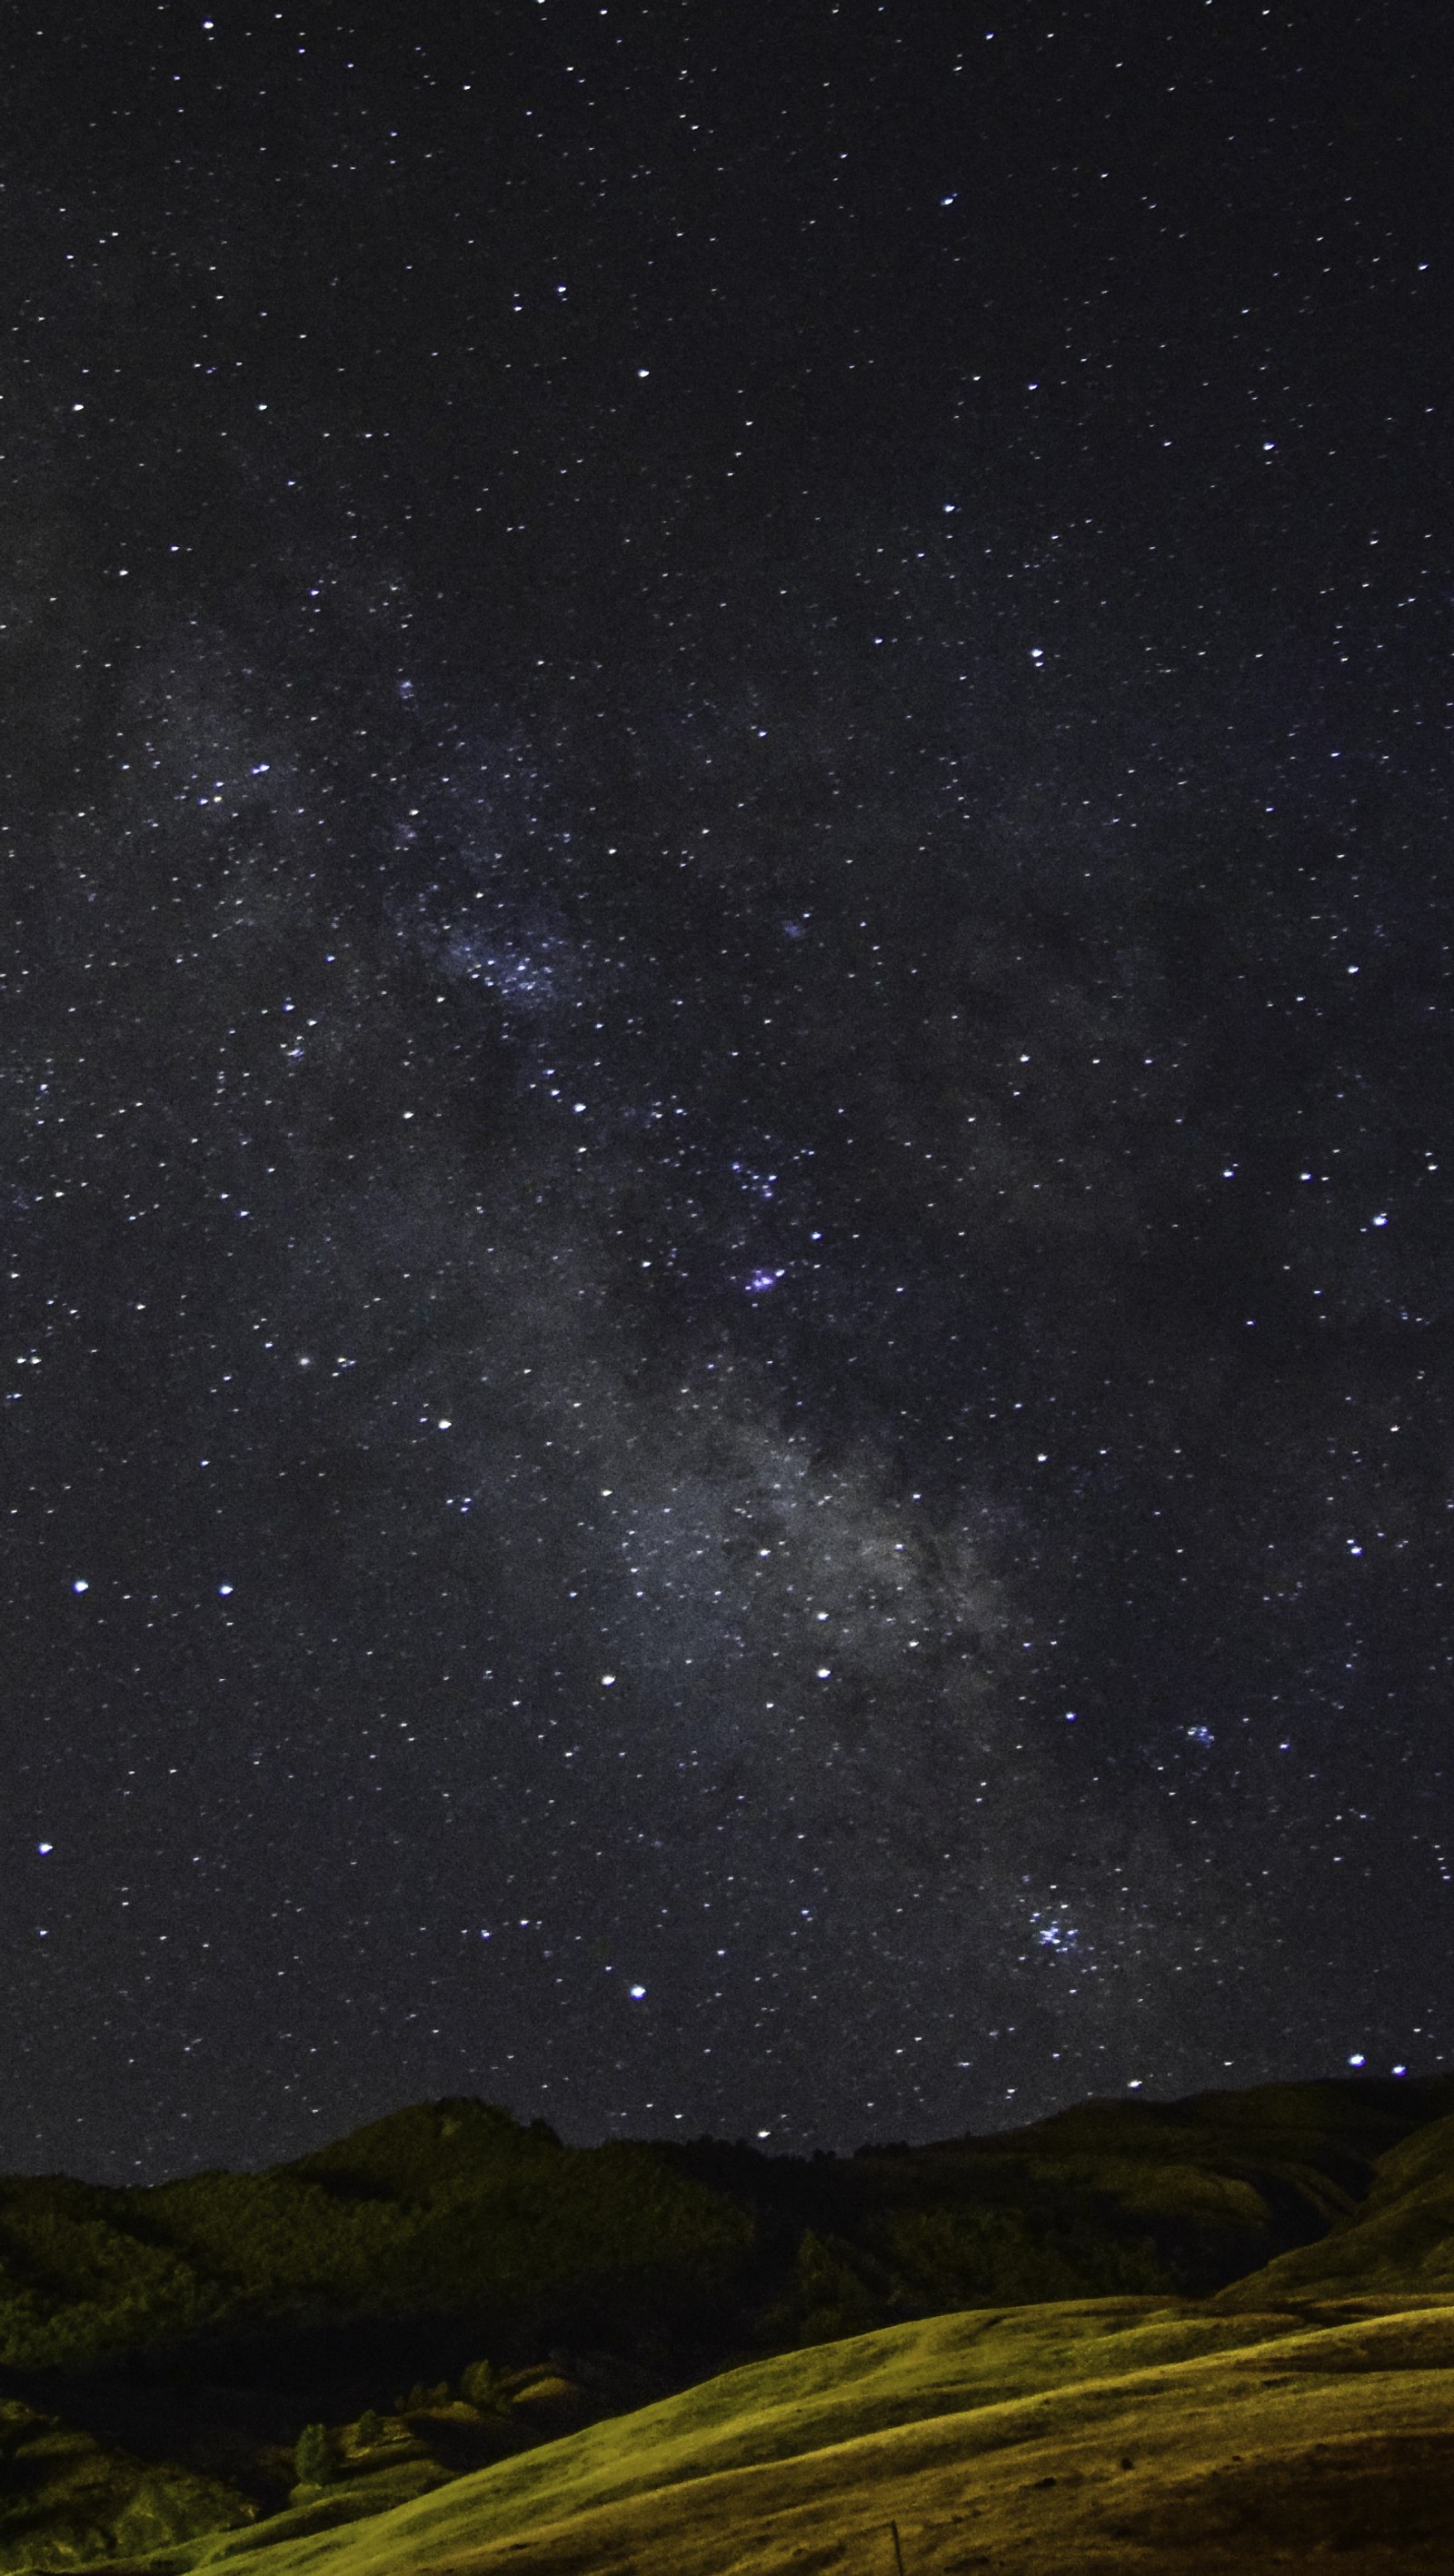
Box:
<box><xmin>4</xmin><ymin>0</ymin><xmax>1453</xmax><ymax>2183</ymax></box>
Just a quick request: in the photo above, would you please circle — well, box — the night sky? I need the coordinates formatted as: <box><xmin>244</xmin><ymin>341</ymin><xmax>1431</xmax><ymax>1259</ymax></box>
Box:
<box><xmin>5</xmin><ymin>0</ymin><xmax>1453</xmax><ymax>2183</ymax></box>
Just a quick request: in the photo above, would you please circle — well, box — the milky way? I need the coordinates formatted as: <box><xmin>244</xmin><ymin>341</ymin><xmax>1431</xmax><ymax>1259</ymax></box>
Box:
<box><xmin>4</xmin><ymin>0</ymin><xmax>1452</xmax><ymax>2178</ymax></box>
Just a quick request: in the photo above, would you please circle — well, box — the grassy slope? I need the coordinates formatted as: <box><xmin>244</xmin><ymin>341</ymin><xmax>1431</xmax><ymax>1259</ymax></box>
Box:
<box><xmin>184</xmin><ymin>2297</ymin><xmax>1454</xmax><ymax>2576</ymax></box>
<box><xmin>11</xmin><ymin>2080</ymin><xmax>1454</xmax><ymax>2574</ymax></box>
<box><xmin>1211</xmin><ymin>2107</ymin><xmax>1454</xmax><ymax>2308</ymax></box>
<box><xmin>181</xmin><ymin>2098</ymin><xmax>1454</xmax><ymax>2576</ymax></box>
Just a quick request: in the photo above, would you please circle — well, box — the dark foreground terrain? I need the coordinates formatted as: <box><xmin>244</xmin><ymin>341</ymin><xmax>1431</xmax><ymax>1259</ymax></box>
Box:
<box><xmin>5</xmin><ymin>2074</ymin><xmax>1454</xmax><ymax>2573</ymax></box>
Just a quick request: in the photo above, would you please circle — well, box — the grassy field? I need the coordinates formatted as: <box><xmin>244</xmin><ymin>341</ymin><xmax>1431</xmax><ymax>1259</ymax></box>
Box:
<box><xmin>10</xmin><ymin>2086</ymin><xmax>1454</xmax><ymax>2574</ymax></box>
<box><xmin>169</xmin><ymin>2293</ymin><xmax>1454</xmax><ymax>2576</ymax></box>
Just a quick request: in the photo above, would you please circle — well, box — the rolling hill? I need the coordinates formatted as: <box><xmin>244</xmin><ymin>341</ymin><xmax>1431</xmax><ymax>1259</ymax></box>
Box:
<box><xmin>5</xmin><ymin>2074</ymin><xmax>1454</xmax><ymax>2573</ymax></box>
<box><xmin>111</xmin><ymin>2297</ymin><xmax>1454</xmax><ymax>2576</ymax></box>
